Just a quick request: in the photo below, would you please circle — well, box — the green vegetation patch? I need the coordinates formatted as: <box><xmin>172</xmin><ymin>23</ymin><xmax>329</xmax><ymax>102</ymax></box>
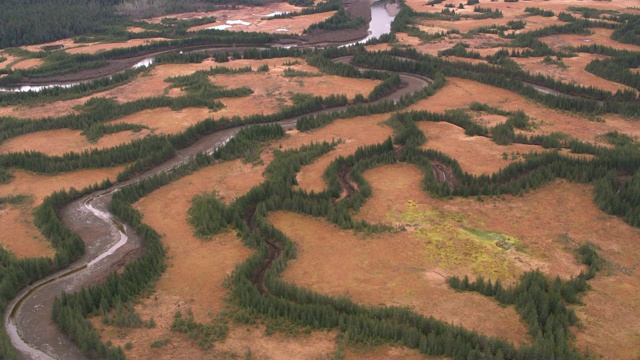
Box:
<box><xmin>395</xmin><ymin>200</ymin><xmax>520</xmax><ymax>280</ymax></box>
<box><xmin>461</xmin><ymin>227</ymin><xmax>518</xmax><ymax>250</ymax></box>
<box><xmin>149</xmin><ymin>338</ymin><xmax>171</xmax><ymax>348</ymax></box>
<box><xmin>188</xmin><ymin>191</ymin><xmax>229</xmax><ymax>239</ymax></box>
<box><xmin>0</xmin><ymin>168</ymin><xmax>13</xmax><ymax>184</ymax></box>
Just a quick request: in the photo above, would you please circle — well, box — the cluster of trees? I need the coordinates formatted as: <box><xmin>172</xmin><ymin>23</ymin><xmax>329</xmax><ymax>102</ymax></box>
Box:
<box><xmin>449</xmin><ymin>241</ymin><xmax>603</xmax><ymax>357</ymax></box>
<box><xmin>303</xmin><ymin>8</ymin><xmax>366</xmax><ymax>34</ymax></box>
<box><xmin>172</xmin><ymin>311</ymin><xmax>228</xmax><ymax>350</ymax></box>
<box><xmin>0</xmin><ymin>167</ymin><xmax>12</xmax><ymax>184</ymax></box>
<box><xmin>567</xmin><ymin>6</ymin><xmax>618</xmax><ymax>20</ymax></box>
<box><xmin>524</xmin><ymin>7</ymin><xmax>555</xmax><ymax>17</ymax></box>
<box><xmin>188</xmin><ymin>192</ymin><xmax>229</xmax><ymax>238</ymax></box>
<box><xmin>611</xmin><ymin>14</ymin><xmax>640</xmax><ymax>46</ymax></box>
<box><xmin>295</xmin><ymin>61</ymin><xmax>446</xmax><ymax>132</ymax></box>
<box><xmin>0</xmin><ymin>0</ymin><xmax>122</xmax><ymax>48</ymax></box>
<box><xmin>473</xmin><ymin>7</ymin><xmax>503</xmax><ymax>19</ymax></box>
<box><xmin>282</xmin><ymin>67</ymin><xmax>322</xmax><ymax>77</ymax></box>
<box><xmin>154</xmin><ymin>51</ymin><xmax>210</xmax><ymax>64</ymax></box>
<box><xmin>165</xmin><ymin>71</ymin><xmax>254</xmax><ymax>108</ymax></box>
<box><xmin>594</xmin><ymin>169</ymin><xmax>640</xmax><ymax>227</ymax></box>
<box><xmin>567</xmin><ymin>44</ymin><xmax>640</xmax><ymax>92</ymax></box>
<box><xmin>367</xmin><ymin>73</ymin><xmax>402</xmax><ymax>101</ymax></box>
<box><xmin>586</xmin><ymin>58</ymin><xmax>640</xmax><ymax>91</ymax></box>
<box><xmin>438</xmin><ymin>43</ymin><xmax>482</xmax><ymax>59</ymax></box>
<box><xmin>0</xmin><ymin>136</ymin><xmax>175</xmax><ymax>177</ymax></box>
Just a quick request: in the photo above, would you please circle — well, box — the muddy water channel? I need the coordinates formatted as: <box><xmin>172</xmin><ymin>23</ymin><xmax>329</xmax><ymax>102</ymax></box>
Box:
<box><xmin>5</xmin><ymin>192</ymin><xmax>140</xmax><ymax>360</ymax></box>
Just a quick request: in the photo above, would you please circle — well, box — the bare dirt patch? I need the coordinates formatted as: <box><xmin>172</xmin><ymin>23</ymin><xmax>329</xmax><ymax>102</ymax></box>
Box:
<box><xmin>365</xmin><ymin>43</ymin><xmax>394</xmax><ymax>52</ymax></box>
<box><xmin>65</xmin><ymin>38</ymin><xmax>170</xmax><ymax>55</ymax></box>
<box><xmin>190</xmin><ymin>11</ymin><xmax>336</xmax><ymax>35</ymax></box>
<box><xmin>0</xmin><ymin>100</ymin><xmax>86</xmax><ymax>120</ymax></box>
<box><xmin>0</xmin><ymin>204</ymin><xmax>54</xmax><ymax>258</ymax></box>
<box><xmin>514</xmin><ymin>53</ymin><xmax>634</xmax><ymax>94</ymax></box>
<box><xmin>0</xmin><ymin>128</ymin><xmax>149</xmax><ymax>156</ymax></box>
<box><xmin>0</xmin><ymin>54</ymin><xmax>17</xmax><ymax>67</ymax></box>
<box><xmin>541</xmin><ymin>28</ymin><xmax>640</xmax><ymax>52</ymax></box>
<box><xmin>408</xmin><ymin>77</ymin><xmax>640</xmax><ymax>143</ymax></box>
<box><xmin>20</xmin><ymin>38</ymin><xmax>76</xmax><ymax>53</ymax></box>
<box><xmin>216</xmin><ymin>325</ymin><xmax>337</xmax><ymax>360</ymax></box>
<box><xmin>126</xmin><ymin>26</ymin><xmax>148</xmax><ymax>33</ymax></box>
<box><xmin>271</xmin><ymin>210</ymin><xmax>529</xmax><ymax>344</ymax></box>
<box><xmin>11</xmin><ymin>58</ymin><xmax>44</xmax><ymax>70</ymax></box>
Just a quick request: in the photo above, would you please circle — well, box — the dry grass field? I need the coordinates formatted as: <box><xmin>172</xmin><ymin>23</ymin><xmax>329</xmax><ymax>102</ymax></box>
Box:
<box><xmin>0</xmin><ymin>205</ymin><xmax>54</xmax><ymax>258</ymax></box>
<box><xmin>10</xmin><ymin>58</ymin><xmax>44</xmax><ymax>70</ymax></box>
<box><xmin>0</xmin><ymin>128</ymin><xmax>150</xmax><ymax>156</ymax></box>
